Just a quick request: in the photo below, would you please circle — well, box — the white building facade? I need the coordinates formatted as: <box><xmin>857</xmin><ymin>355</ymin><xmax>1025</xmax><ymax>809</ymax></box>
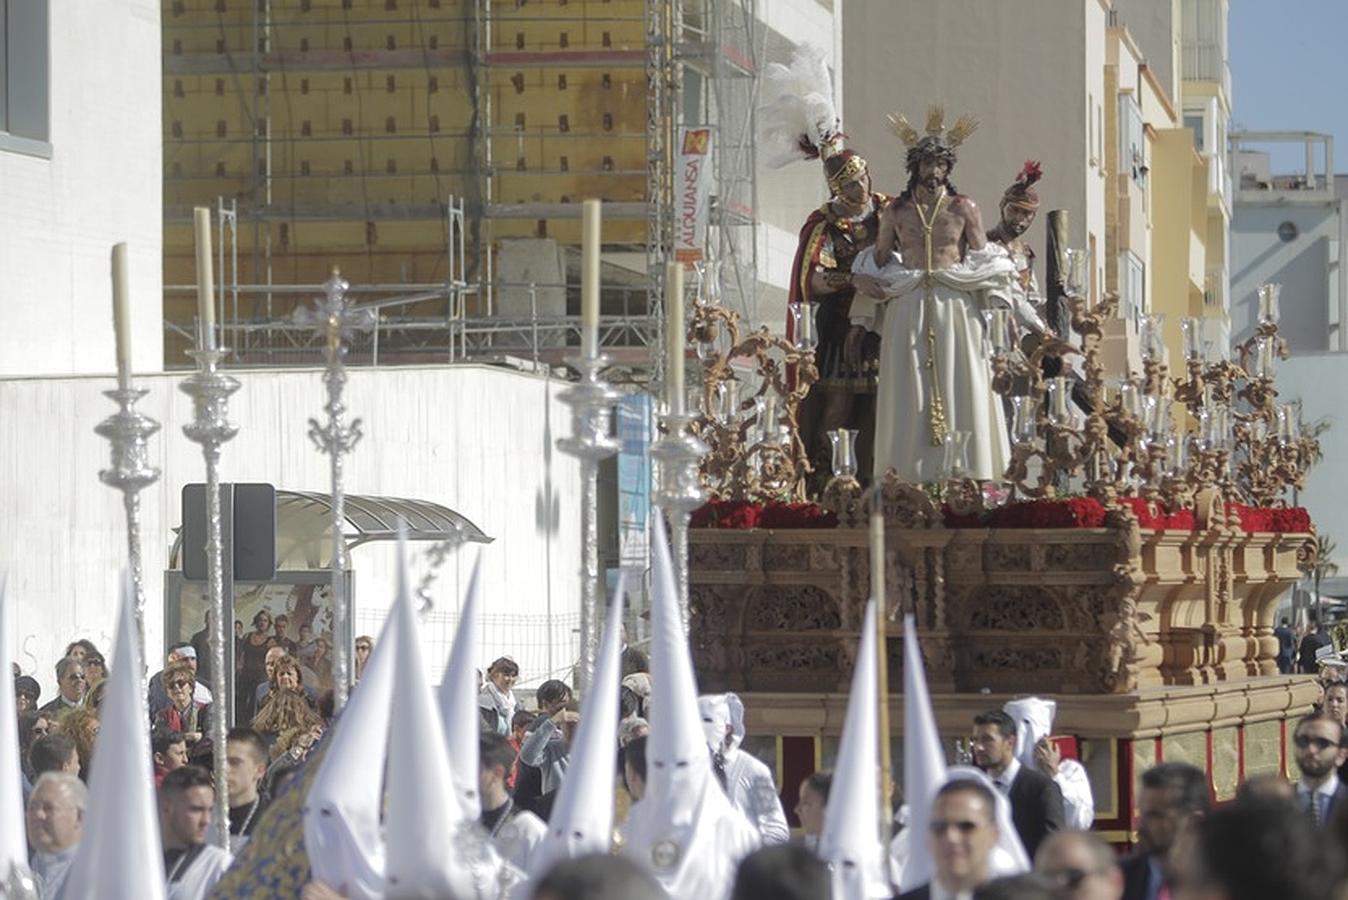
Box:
<box><xmin>0</xmin><ymin>0</ymin><xmax>163</xmax><ymax>379</ymax></box>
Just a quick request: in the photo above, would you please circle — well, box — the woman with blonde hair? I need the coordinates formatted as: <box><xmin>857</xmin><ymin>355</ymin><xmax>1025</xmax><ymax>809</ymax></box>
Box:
<box><xmin>55</xmin><ymin>706</ymin><xmax>100</xmax><ymax>782</ymax></box>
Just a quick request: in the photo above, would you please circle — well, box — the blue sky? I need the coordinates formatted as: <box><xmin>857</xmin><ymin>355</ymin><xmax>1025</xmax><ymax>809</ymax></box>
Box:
<box><xmin>1229</xmin><ymin>1</ymin><xmax>1344</xmax><ymax>173</ymax></box>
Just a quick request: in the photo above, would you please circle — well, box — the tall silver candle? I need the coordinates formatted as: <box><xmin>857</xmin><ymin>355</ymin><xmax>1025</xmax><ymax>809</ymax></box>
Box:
<box><xmin>97</xmin><ymin>242</ymin><xmax>161</xmax><ymax>670</ymax></box>
<box><xmin>295</xmin><ymin>269</ymin><xmax>376</xmax><ymax>710</ymax></box>
<box><xmin>557</xmin><ymin>353</ymin><xmax>620</xmax><ymax>693</ymax></box>
<box><xmin>651</xmin><ymin>409</ymin><xmax>708</xmax><ymax>634</ymax></box>
<box><xmin>180</xmin><ymin>345</ymin><xmax>240</xmax><ymax>852</ymax></box>
<box><xmin>95</xmin><ymin>386</ymin><xmax>161</xmax><ymax>673</ymax></box>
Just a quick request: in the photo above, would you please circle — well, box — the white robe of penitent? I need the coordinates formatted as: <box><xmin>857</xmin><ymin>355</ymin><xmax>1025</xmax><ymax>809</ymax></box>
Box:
<box><xmin>850</xmin><ymin>245</ymin><xmax>1018</xmax><ymax>482</ymax></box>
<box><xmin>620</xmin><ymin>774</ymin><xmax>760</xmax><ymax>900</ymax></box>
<box><xmin>722</xmin><ymin>749</ymin><xmax>790</xmax><ymax>846</ymax></box>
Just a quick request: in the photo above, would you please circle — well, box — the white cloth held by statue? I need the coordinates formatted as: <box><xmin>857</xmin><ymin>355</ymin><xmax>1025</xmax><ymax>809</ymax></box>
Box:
<box><xmin>850</xmin><ymin>245</ymin><xmax>1017</xmax><ymax>482</ymax></box>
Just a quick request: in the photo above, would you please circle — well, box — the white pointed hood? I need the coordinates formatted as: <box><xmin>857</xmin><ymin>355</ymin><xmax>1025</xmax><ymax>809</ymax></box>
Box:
<box><xmin>0</xmin><ymin>575</ymin><xmax>34</xmax><ymax>891</ymax></box>
<box><xmin>384</xmin><ymin>529</ymin><xmax>499</xmax><ymax>899</ymax></box>
<box><xmin>437</xmin><ymin>552</ymin><xmax>486</xmax><ymax>821</ymax></box>
<box><xmin>620</xmin><ymin>515</ymin><xmax>759</xmax><ymax>900</ymax></box>
<box><xmin>818</xmin><ymin>599</ymin><xmax>891</xmax><ymax>898</ymax></box>
<box><xmin>62</xmin><ymin>571</ymin><xmax>167</xmax><ymax>900</ymax></box>
<box><xmin>526</xmin><ymin>573</ymin><xmax>627</xmax><ymax>878</ymax></box>
<box><xmin>1002</xmin><ymin>696</ymin><xmax>1056</xmax><ymax>770</ymax></box>
<box><xmin>304</xmin><ymin>594</ymin><xmax>400</xmax><ymax>898</ymax></box>
<box><xmin>898</xmin><ymin>613</ymin><xmax>947</xmax><ymax>893</ymax></box>
<box><xmin>941</xmin><ymin>766</ymin><xmax>1031</xmax><ymax>877</ymax></box>
<box><xmin>697</xmin><ymin>693</ymin><xmax>746</xmax><ymax>756</ymax></box>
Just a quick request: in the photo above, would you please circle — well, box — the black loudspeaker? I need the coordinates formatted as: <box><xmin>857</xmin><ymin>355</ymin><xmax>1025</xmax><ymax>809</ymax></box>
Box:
<box><xmin>181</xmin><ymin>483</ymin><xmax>278</xmax><ymax>582</ymax></box>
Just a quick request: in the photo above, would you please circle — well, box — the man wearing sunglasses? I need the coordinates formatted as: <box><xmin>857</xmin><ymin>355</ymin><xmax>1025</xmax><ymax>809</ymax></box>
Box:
<box><xmin>1034</xmin><ymin>830</ymin><xmax>1122</xmax><ymax>900</ymax></box>
<box><xmin>37</xmin><ymin>658</ymin><xmax>86</xmax><ymax>717</ymax></box>
<box><xmin>1292</xmin><ymin>711</ymin><xmax>1348</xmax><ymax>827</ymax></box>
<box><xmin>896</xmin><ymin>779</ymin><xmax>999</xmax><ymax>900</ymax></box>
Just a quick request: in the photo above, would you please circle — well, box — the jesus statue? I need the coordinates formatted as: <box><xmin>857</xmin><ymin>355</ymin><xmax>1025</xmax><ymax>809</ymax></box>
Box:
<box><xmin>848</xmin><ymin>108</ymin><xmax>1019</xmax><ymax>483</ymax></box>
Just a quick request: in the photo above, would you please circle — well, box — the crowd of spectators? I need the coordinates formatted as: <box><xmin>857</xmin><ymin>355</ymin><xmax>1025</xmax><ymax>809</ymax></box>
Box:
<box><xmin>19</xmin><ymin>619</ymin><xmax>1348</xmax><ymax>900</ymax></box>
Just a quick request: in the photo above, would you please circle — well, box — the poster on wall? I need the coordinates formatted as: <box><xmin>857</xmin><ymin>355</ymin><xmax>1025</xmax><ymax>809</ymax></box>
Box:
<box><xmin>675</xmin><ymin>126</ymin><xmax>714</xmax><ymax>264</ymax></box>
<box><xmin>164</xmin><ymin>570</ymin><xmax>352</xmax><ymax>725</ymax></box>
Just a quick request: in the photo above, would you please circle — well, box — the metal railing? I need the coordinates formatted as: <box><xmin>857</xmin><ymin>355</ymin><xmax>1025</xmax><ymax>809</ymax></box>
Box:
<box><xmin>164</xmin><ymin>278</ymin><xmax>660</xmax><ymax>370</ymax></box>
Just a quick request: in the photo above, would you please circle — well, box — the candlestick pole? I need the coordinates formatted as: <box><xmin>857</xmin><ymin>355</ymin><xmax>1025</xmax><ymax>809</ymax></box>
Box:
<box><xmin>295</xmin><ymin>269</ymin><xmax>376</xmax><ymax>710</ymax></box>
<box><xmin>95</xmin><ymin>387</ymin><xmax>161</xmax><ymax>672</ymax></box>
<box><xmin>180</xmin><ymin>346</ymin><xmax>239</xmax><ymax>852</ymax></box>
<box><xmin>557</xmin><ymin>354</ymin><xmax>620</xmax><ymax>693</ymax></box>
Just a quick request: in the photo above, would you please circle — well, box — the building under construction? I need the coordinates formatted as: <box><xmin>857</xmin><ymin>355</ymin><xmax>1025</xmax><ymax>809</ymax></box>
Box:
<box><xmin>160</xmin><ymin>0</ymin><xmax>794</xmax><ymax>377</ymax></box>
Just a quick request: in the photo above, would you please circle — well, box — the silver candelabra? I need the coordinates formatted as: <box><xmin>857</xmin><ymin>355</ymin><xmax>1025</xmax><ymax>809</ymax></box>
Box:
<box><xmin>179</xmin><ymin>346</ymin><xmax>240</xmax><ymax>852</ymax></box>
<box><xmin>556</xmin><ymin>353</ymin><xmax>620</xmax><ymax>693</ymax></box>
<box><xmin>94</xmin><ymin>386</ymin><xmax>161</xmax><ymax>670</ymax></box>
<box><xmin>295</xmin><ymin>269</ymin><xmax>376</xmax><ymax>711</ymax></box>
<box><xmin>651</xmin><ymin>410</ymin><xmax>708</xmax><ymax>634</ymax></box>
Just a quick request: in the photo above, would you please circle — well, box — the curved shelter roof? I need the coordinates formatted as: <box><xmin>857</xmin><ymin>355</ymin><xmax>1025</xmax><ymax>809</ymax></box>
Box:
<box><xmin>171</xmin><ymin>490</ymin><xmax>492</xmax><ymax>572</ymax></box>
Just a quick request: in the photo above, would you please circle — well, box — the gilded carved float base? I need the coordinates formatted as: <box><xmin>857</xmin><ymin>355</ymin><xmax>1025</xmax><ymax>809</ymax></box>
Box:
<box><xmin>689</xmin><ymin>516</ymin><xmax>1314</xmax><ymax>696</ymax></box>
<box><xmin>691</xmin><ymin>513</ymin><xmax>1318</xmax><ymax>842</ymax></box>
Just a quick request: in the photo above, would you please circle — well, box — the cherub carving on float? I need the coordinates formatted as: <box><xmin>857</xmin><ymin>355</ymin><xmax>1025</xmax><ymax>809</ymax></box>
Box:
<box><xmin>851</xmin><ymin>107</ymin><xmax>1020</xmax><ymax>483</ymax></box>
<box><xmin>760</xmin><ymin>44</ymin><xmax>888</xmax><ymax>489</ymax></box>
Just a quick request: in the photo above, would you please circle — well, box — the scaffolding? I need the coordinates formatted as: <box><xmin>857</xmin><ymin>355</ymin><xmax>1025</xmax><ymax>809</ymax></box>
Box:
<box><xmin>160</xmin><ymin>0</ymin><xmax>760</xmax><ymax>375</ymax></box>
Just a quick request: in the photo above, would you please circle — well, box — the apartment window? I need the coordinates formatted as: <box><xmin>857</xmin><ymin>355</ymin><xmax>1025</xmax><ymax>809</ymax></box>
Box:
<box><xmin>1087</xmin><ymin>93</ymin><xmax>1095</xmax><ymax>167</ymax></box>
<box><xmin>1119</xmin><ymin>94</ymin><xmax>1145</xmax><ymax>183</ymax></box>
<box><xmin>1120</xmin><ymin>250</ymin><xmax>1146</xmax><ymax>326</ymax></box>
<box><xmin>1184</xmin><ymin>114</ymin><xmax>1204</xmax><ymax>151</ymax></box>
<box><xmin>0</xmin><ymin>0</ymin><xmax>51</xmax><ymax>156</ymax></box>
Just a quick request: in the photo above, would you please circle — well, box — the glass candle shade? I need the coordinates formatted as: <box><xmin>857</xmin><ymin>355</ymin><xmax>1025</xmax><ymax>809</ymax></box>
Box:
<box><xmin>1254</xmin><ymin>336</ymin><xmax>1278</xmax><ymax>380</ymax></box>
<box><xmin>1167</xmin><ymin>434</ymin><xmax>1189</xmax><ymax>476</ymax></box>
<box><xmin>716</xmin><ymin>379</ymin><xmax>742</xmax><ymax>424</ymax></box>
<box><xmin>941</xmin><ymin>430</ymin><xmax>972</xmax><ymax>478</ymax></box>
<box><xmin>1065</xmin><ymin>247</ymin><xmax>1089</xmax><ymax>299</ymax></box>
<box><xmin>1257</xmin><ymin>283</ymin><xmax>1281</xmax><ymax>326</ymax></box>
<box><xmin>1181</xmin><ymin>317</ymin><xmax>1202</xmax><ymax>363</ymax></box>
<box><xmin>1047</xmin><ymin>377</ymin><xmax>1072</xmax><ymax>426</ymax></box>
<box><xmin>1276</xmin><ymin>403</ymin><xmax>1301</xmax><ymax>446</ymax></box>
<box><xmin>1139</xmin><ymin>313</ymin><xmax>1166</xmax><ymax>363</ymax></box>
<box><xmin>790</xmin><ymin>302</ymin><xmax>818</xmax><ymax>351</ymax></box>
<box><xmin>982</xmin><ymin>307</ymin><xmax>1012</xmax><ymax>355</ymax></box>
<box><xmin>828</xmin><ymin>428</ymin><xmax>859</xmax><ymax>479</ymax></box>
<box><xmin>1010</xmin><ymin>395</ymin><xmax>1039</xmax><ymax>446</ymax></box>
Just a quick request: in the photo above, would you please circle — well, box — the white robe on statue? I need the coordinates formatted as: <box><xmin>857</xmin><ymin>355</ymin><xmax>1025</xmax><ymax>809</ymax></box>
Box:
<box><xmin>851</xmin><ymin>245</ymin><xmax>1017</xmax><ymax>482</ymax></box>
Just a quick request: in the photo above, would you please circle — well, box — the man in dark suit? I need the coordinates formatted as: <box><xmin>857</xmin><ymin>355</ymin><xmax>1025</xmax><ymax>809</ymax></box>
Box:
<box><xmin>970</xmin><ymin>709</ymin><xmax>1064</xmax><ymax>859</ymax></box>
<box><xmin>1293</xmin><ymin>711</ymin><xmax>1348</xmax><ymax>828</ymax></box>
<box><xmin>895</xmin><ymin>779</ymin><xmax>1000</xmax><ymax>900</ymax></box>
<box><xmin>1299</xmin><ymin>615</ymin><xmax>1332</xmax><ymax>674</ymax></box>
<box><xmin>1274</xmin><ymin>616</ymin><xmax>1296</xmax><ymax>674</ymax></box>
<box><xmin>1119</xmin><ymin>761</ymin><xmax>1209</xmax><ymax>900</ymax></box>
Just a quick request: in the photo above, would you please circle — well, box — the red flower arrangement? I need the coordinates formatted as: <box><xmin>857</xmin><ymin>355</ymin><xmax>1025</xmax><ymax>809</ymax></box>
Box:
<box><xmin>1116</xmin><ymin>497</ymin><xmax>1196</xmax><ymax>531</ymax></box>
<box><xmin>690</xmin><ymin>499</ymin><xmax>761</xmax><ymax>529</ymax></box>
<box><xmin>689</xmin><ymin>500</ymin><xmax>838</xmax><ymax>529</ymax></box>
<box><xmin>984</xmin><ymin>497</ymin><xmax>1108</xmax><ymax>529</ymax></box>
<box><xmin>758</xmin><ymin>501</ymin><xmax>839</xmax><ymax>529</ymax></box>
<box><xmin>689</xmin><ymin>497</ymin><xmax>1310</xmax><ymax>534</ymax></box>
<box><xmin>1226</xmin><ymin>503</ymin><xmax>1312</xmax><ymax>534</ymax></box>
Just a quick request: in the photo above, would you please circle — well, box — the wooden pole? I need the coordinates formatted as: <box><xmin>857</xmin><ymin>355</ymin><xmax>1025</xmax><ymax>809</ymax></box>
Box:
<box><xmin>870</xmin><ymin>491</ymin><xmax>894</xmax><ymax>836</ymax></box>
